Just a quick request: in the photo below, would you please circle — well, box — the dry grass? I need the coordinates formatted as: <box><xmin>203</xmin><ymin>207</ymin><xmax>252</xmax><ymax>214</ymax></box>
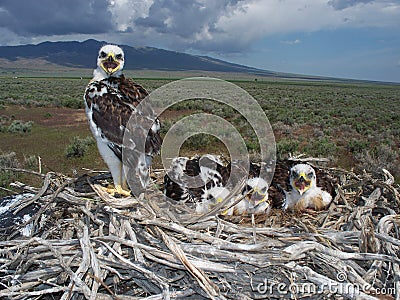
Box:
<box><xmin>1</xmin><ymin>77</ymin><xmax>400</xmax><ymax>182</ymax></box>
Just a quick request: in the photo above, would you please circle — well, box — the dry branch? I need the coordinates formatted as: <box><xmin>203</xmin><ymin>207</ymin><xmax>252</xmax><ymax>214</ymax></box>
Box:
<box><xmin>0</xmin><ymin>164</ymin><xmax>399</xmax><ymax>299</ymax></box>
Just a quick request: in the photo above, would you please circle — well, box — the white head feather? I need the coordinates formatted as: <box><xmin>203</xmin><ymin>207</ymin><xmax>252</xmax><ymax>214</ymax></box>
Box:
<box><xmin>283</xmin><ymin>163</ymin><xmax>332</xmax><ymax>210</ymax></box>
<box><xmin>93</xmin><ymin>44</ymin><xmax>125</xmax><ymax>81</ymax></box>
<box><xmin>197</xmin><ymin>186</ymin><xmax>233</xmax><ymax>215</ymax></box>
<box><xmin>289</xmin><ymin>164</ymin><xmax>317</xmax><ymax>195</ymax></box>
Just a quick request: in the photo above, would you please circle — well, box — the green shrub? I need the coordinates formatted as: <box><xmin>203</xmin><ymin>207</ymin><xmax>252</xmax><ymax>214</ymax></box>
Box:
<box><xmin>65</xmin><ymin>136</ymin><xmax>95</xmax><ymax>158</ymax></box>
<box><xmin>159</xmin><ymin>119</ymin><xmax>173</xmax><ymax>135</ymax></box>
<box><xmin>0</xmin><ymin>115</ymin><xmax>11</xmax><ymax>132</ymax></box>
<box><xmin>182</xmin><ymin>133</ymin><xmax>219</xmax><ymax>149</ymax></box>
<box><xmin>62</xmin><ymin>98</ymin><xmax>84</xmax><ymax>109</ymax></box>
<box><xmin>245</xmin><ymin>140</ymin><xmax>260</xmax><ymax>152</ymax></box>
<box><xmin>24</xmin><ymin>155</ymin><xmax>38</xmax><ymax>170</ymax></box>
<box><xmin>0</xmin><ymin>115</ymin><xmax>11</xmax><ymax>125</ymax></box>
<box><xmin>0</xmin><ymin>151</ymin><xmax>19</xmax><ymax>169</ymax></box>
<box><xmin>347</xmin><ymin>139</ymin><xmax>369</xmax><ymax>153</ymax></box>
<box><xmin>304</xmin><ymin>137</ymin><xmax>337</xmax><ymax>157</ymax></box>
<box><xmin>355</xmin><ymin>144</ymin><xmax>399</xmax><ymax>178</ymax></box>
<box><xmin>276</xmin><ymin>139</ymin><xmax>299</xmax><ymax>159</ymax></box>
<box><xmin>272</xmin><ymin>121</ymin><xmax>295</xmax><ymax>136</ymax></box>
<box><xmin>8</xmin><ymin>120</ymin><xmax>34</xmax><ymax>134</ymax></box>
<box><xmin>0</xmin><ymin>152</ymin><xmax>20</xmax><ymax>194</ymax></box>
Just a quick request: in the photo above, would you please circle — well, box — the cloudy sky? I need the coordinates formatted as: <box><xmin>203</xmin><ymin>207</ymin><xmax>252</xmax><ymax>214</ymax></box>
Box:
<box><xmin>0</xmin><ymin>0</ymin><xmax>399</xmax><ymax>82</ymax></box>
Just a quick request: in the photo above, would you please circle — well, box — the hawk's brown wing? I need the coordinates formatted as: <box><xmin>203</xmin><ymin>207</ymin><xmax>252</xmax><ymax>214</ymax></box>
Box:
<box><xmin>84</xmin><ymin>76</ymin><xmax>162</xmax><ymax>160</ymax></box>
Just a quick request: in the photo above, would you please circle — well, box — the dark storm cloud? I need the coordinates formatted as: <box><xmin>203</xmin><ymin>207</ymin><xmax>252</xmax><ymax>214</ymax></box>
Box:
<box><xmin>327</xmin><ymin>0</ymin><xmax>375</xmax><ymax>10</ymax></box>
<box><xmin>135</xmin><ymin>0</ymin><xmax>243</xmax><ymax>38</ymax></box>
<box><xmin>0</xmin><ymin>0</ymin><xmax>113</xmax><ymax>36</ymax></box>
<box><xmin>132</xmin><ymin>0</ymin><xmax>248</xmax><ymax>53</ymax></box>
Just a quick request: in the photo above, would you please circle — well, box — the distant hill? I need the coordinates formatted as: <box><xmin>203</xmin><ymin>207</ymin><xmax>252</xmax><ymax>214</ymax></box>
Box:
<box><xmin>1</xmin><ymin>39</ymin><xmax>394</xmax><ymax>84</ymax></box>
<box><xmin>0</xmin><ymin>39</ymin><xmax>277</xmax><ymax>76</ymax></box>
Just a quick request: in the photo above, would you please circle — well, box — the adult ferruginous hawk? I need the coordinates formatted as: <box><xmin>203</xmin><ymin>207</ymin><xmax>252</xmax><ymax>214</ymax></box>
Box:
<box><xmin>84</xmin><ymin>44</ymin><xmax>162</xmax><ymax>196</ymax></box>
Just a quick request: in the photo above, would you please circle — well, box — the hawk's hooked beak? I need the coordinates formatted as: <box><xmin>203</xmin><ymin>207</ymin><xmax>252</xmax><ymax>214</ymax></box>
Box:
<box><xmin>100</xmin><ymin>52</ymin><xmax>120</xmax><ymax>75</ymax></box>
<box><xmin>294</xmin><ymin>172</ymin><xmax>312</xmax><ymax>195</ymax></box>
<box><xmin>248</xmin><ymin>188</ymin><xmax>268</xmax><ymax>206</ymax></box>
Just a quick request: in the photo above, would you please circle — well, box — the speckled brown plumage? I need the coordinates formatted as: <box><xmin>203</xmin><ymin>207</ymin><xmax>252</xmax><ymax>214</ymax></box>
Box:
<box><xmin>164</xmin><ymin>157</ymin><xmax>337</xmax><ymax>209</ymax></box>
<box><xmin>164</xmin><ymin>156</ymin><xmax>227</xmax><ymax>203</ymax></box>
<box><xmin>84</xmin><ymin>75</ymin><xmax>161</xmax><ymax>160</ymax></box>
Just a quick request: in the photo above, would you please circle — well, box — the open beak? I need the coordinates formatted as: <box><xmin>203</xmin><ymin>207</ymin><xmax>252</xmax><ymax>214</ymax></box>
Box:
<box><xmin>101</xmin><ymin>52</ymin><xmax>120</xmax><ymax>75</ymax></box>
<box><xmin>249</xmin><ymin>191</ymin><xmax>268</xmax><ymax>206</ymax></box>
<box><xmin>294</xmin><ymin>172</ymin><xmax>311</xmax><ymax>195</ymax></box>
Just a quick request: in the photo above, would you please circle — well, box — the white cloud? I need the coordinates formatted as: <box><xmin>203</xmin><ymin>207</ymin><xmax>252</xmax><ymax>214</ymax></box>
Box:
<box><xmin>215</xmin><ymin>0</ymin><xmax>400</xmax><ymax>36</ymax></box>
<box><xmin>119</xmin><ymin>0</ymin><xmax>400</xmax><ymax>53</ymax></box>
<box><xmin>282</xmin><ymin>39</ymin><xmax>301</xmax><ymax>45</ymax></box>
<box><xmin>108</xmin><ymin>0</ymin><xmax>154</xmax><ymax>31</ymax></box>
<box><xmin>0</xmin><ymin>0</ymin><xmax>399</xmax><ymax>54</ymax></box>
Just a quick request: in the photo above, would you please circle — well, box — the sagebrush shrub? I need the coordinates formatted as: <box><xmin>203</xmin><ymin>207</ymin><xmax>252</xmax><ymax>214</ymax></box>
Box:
<box><xmin>65</xmin><ymin>136</ymin><xmax>95</xmax><ymax>158</ymax></box>
<box><xmin>276</xmin><ymin>139</ymin><xmax>299</xmax><ymax>159</ymax></box>
<box><xmin>355</xmin><ymin>144</ymin><xmax>399</xmax><ymax>178</ymax></box>
<box><xmin>8</xmin><ymin>120</ymin><xmax>34</xmax><ymax>133</ymax></box>
<box><xmin>0</xmin><ymin>151</ymin><xmax>19</xmax><ymax>169</ymax></box>
<box><xmin>0</xmin><ymin>152</ymin><xmax>20</xmax><ymax>194</ymax></box>
<box><xmin>24</xmin><ymin>155</ymin><xmax>38</xmax><ymax>170</ymax></box>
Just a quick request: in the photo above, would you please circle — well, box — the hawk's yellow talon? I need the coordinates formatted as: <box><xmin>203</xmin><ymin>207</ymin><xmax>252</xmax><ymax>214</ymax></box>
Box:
<box><xmin>115</xmin><ymin>185</ymin><xmax>132</xmax><ymax>197</ymax></box>
<box><xmin>102</xmin><ymin>185</ymin><xmax>131</xmax><ymax>197</ymax></box>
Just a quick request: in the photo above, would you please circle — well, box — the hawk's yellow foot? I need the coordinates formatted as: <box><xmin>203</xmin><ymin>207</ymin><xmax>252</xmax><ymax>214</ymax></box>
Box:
<box><xmin>103</xmin><ymin>185</ymin><xmax>131</xmax><ymax>197</ymax></box>
<box><xmin>84</xmin><ymin>44</ymin><xmax>162</xmax><ymax>201</ymax></box>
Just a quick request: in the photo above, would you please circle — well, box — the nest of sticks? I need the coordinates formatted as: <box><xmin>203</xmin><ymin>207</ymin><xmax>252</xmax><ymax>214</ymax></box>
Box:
<box><xmin>0</xmin><ymin>159</ymin><xmax>399</xmax><ymax>300</ymax></box>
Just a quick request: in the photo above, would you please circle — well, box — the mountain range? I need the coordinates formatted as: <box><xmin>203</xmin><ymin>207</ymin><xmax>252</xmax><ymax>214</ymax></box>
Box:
<box><xmin>1</xmin><ymin>39</ymin><xmax>389</xmax><ymax>83</ymax></box>
<box><xmin>0</xmin><ymin>39</ymin><xmax>279</xmax><ymax>76</ymax></box>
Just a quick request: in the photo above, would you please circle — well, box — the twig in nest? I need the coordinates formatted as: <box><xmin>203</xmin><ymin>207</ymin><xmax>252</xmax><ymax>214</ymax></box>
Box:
<box><xmin>97</xmin><ymin>239</ymin><xmax>171</xmax><ymax>299</ymax></box>
<box><xmin>156</xmin><ymin>226</ymin><xmax>223</xmax><ymax>300</ymax></box>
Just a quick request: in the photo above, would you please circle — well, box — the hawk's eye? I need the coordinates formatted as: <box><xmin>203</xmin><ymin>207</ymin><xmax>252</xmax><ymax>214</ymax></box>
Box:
<box><xmin>99</xmin><ymin>51</ymin><xmax>107</xmax><ymax>58</ymax></box>
<box><xmin>116</xmin><ymin>54</ymin><xmax>123</xmax><ymax>60</ymax></box>
<box><xmin>307</xmin><ymin>172</ymin><xmax>314</xmax><ymax>178</ymax></box>
<box><xmin>291</xmin><ymin>171</ymin><xmax>298</xmax><ymax>178</ymax></box>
